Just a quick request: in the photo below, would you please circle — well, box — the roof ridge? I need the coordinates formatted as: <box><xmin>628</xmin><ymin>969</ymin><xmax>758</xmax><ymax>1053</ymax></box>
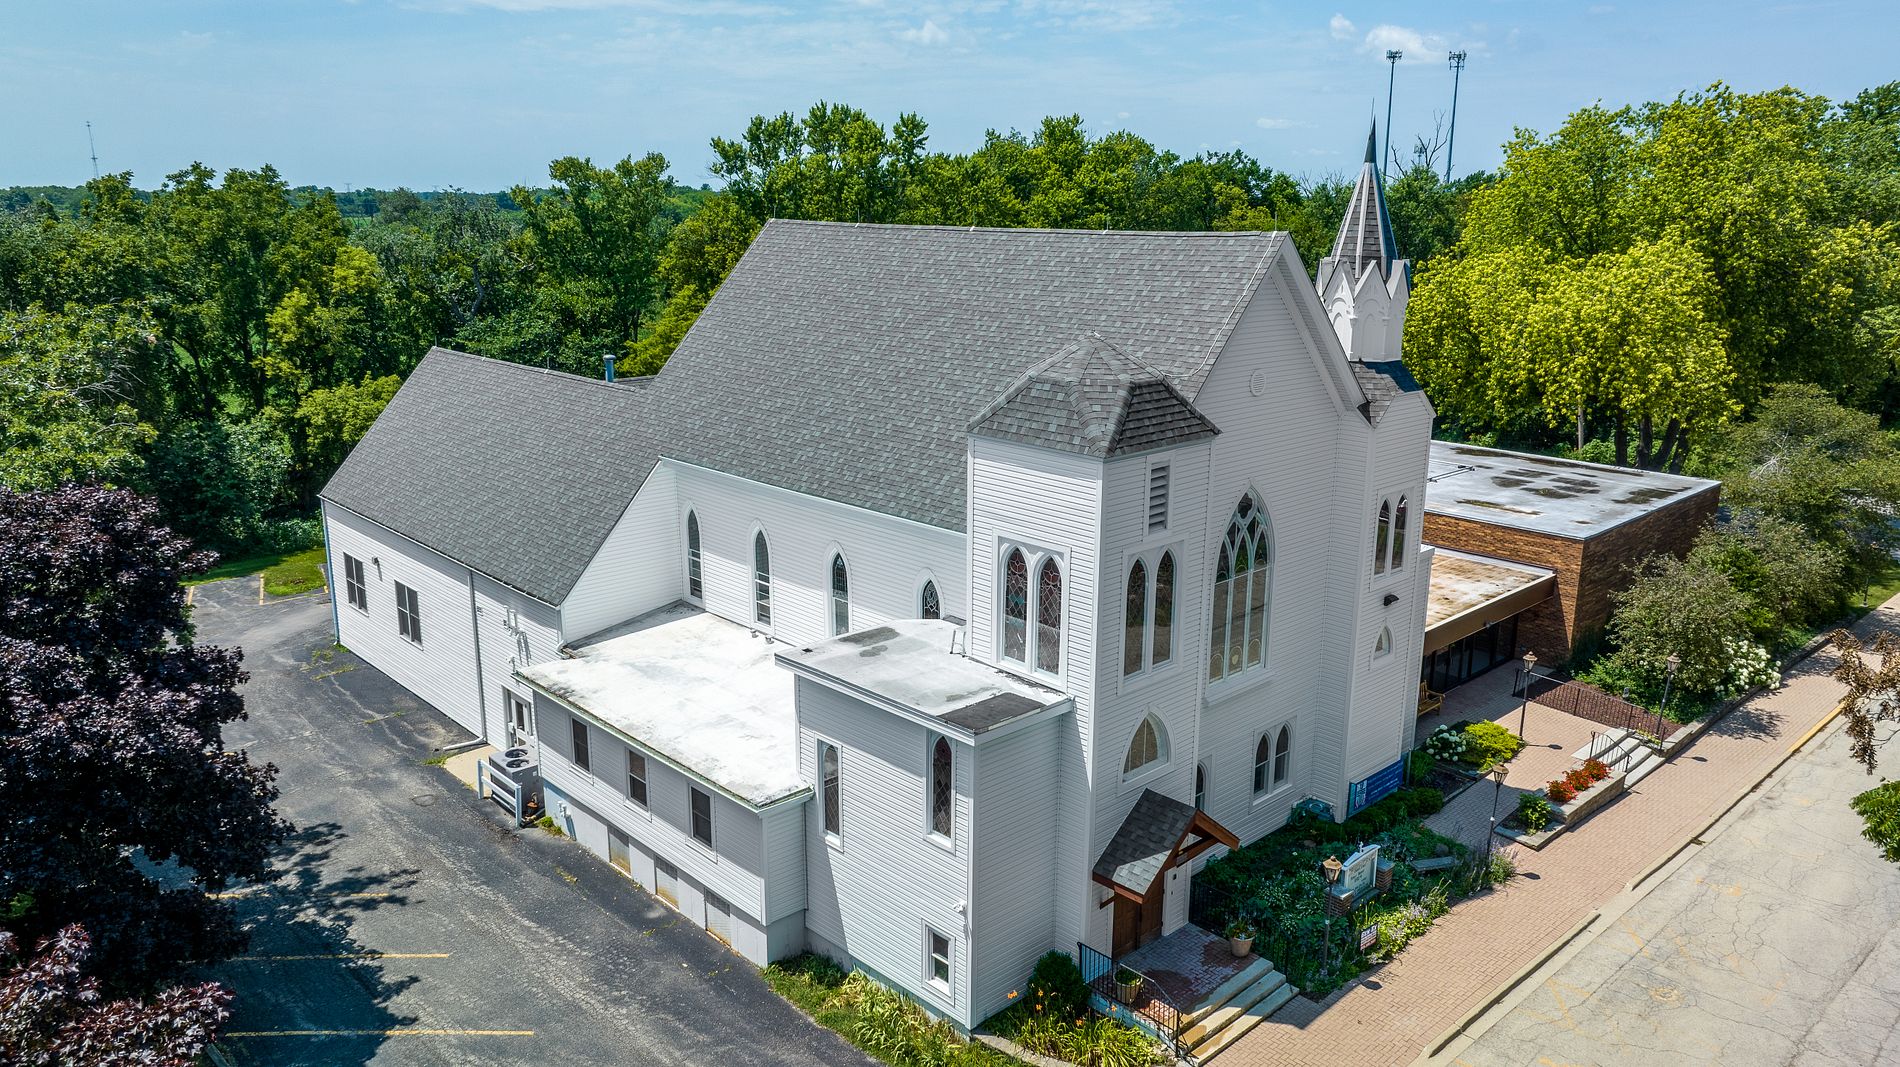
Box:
<box><xmin>763</xmin><ymin>218</ymin><xmax>1291</xmax><ymax>240</ymax></box>
<box><xmin>423</xmin><ymin>345</ymin><xmax>651</xmax><ymax>399</ymax></box>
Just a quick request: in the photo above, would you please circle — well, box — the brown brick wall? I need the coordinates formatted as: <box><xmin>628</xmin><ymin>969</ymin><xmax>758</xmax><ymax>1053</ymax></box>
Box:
<box><xmin>1421</xmin><ymin>483</ymin><xmax>1719</xmax><ymax>666</ymax></box>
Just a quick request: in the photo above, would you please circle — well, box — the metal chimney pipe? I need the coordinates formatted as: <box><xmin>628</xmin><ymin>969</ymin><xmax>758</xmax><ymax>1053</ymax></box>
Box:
<box><xmin>603</xmin><ymin>352</ymin><xmax>616</xmax><ymax>382</ymax></box>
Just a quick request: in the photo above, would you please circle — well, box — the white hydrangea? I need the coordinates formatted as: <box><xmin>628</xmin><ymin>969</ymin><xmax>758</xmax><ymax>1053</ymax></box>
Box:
<box><xmin>1423</xmin><ymin>725</ymin><xmax>1469</xmax><ymax>761</ymax></box>
<box><xmin>1723</xmin><ymin>638</ymin><xmax>1779</xmax><ymax>695</ymax></box>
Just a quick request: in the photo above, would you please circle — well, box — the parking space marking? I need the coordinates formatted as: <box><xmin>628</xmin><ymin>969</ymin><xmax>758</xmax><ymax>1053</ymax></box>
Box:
<box><xmin>227</xmin><ymin>1029</ymin><xmax>534</xmax><ymax>1038</ymax></box>
<box><xmin>235</xmin><ymin>952</ymin><xmax>451</xmax><ymax>961</ymax></box>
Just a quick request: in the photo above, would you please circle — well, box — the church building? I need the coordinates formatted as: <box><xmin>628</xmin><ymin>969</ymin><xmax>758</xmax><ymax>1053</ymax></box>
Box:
<box><xmin>318</xmin><ymin>129</ymin><xmax>1433</xmax><ymax>1037</ymax></box>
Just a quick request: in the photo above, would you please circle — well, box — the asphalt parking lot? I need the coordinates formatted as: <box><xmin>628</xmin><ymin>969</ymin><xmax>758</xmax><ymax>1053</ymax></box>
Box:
<box><xmin>1451</xmin><ymin>716</ymin><xmax>1900</xmax><ymax>1067</ymax></box>
<box><xmin>188</xmin><ymin>576</ymin><xmax>870</xmax><ymax>1067</ymax></box>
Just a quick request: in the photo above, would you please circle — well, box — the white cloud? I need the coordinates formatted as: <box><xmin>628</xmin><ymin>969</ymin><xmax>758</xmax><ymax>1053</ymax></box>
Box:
<box><xmin>1254</xmin><ymin>116</ymin><xmax>1301</xmax><ymax>129</ymax></box>
<box><xmin>1355</xmin><ymin>22</ymin><xmax>1485</xmax><ymax>62</ymax></box>
<box><xmin>899</xmin><ymin>18</ymin><xmax>949</xmax><ymax>44</ymax></box>
<box><xmin>1328</xmin><ymin>13</ymin><xmax>1355</xmax><ymax>40</ymax></box>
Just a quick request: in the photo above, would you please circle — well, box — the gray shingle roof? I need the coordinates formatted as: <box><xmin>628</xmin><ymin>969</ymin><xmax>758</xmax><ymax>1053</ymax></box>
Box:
<box><xmin>1331</xmin><ymin>126</ymin><xmax>1400</xmax><ymax>283</ymax></box>
<box><xmin>1350</xmin><ymin>360</ymin><xmax>1423</xmax><ymax>424</ymax></box>
<box><xmin>320</xmin><ymin>348</ymin><xmax>654</xmax><ymax>604</ymax></box>
<box><xmin>653</xmin><ymin>221</ymin><xmax>1286</xmax><ymax>531</ymax></box>
<box><xmin>1093</xmin><ymin>788</ymin><xmax>1198</xmax><ymax>895</ymax></box>
<box><xmin>967</xmin><ymin>333</ymin><xmax>1219</xmax><ymax>458</ymax></box>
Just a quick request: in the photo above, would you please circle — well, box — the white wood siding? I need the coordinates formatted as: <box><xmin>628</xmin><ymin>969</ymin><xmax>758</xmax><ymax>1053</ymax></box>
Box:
<box><xmin>562</xmin><ymin>463</ymin><xmax>681</xmax><ymax>640</ymax></box>
<box><xmin>324</xmin><ymin>501</ymin><xmax>482</xmax><ymax>737</ymax></box>
<box><xmin>966</xmin><ymin>436</ymin><xmax>1102</xmax><ymax>953</ymax></box>
<box><xmin>968</xmin><ymin>715</ymin><xmax>1062</xmax><ymax>1024</ymax></box>
<box><xmin>798</xmin><ymin>679</ymin><xmax>975</xmax><ymax>1027</ymax></box>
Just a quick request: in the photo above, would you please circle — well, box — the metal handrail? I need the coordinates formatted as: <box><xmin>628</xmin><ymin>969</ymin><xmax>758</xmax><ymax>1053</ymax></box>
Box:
<box><xmin>1077</xmin><ymin>942</ymin><xmax>1188</xmax><ymax>1053</ymax></box>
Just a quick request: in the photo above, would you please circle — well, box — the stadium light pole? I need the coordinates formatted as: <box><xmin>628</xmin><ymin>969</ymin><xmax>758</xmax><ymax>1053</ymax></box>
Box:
<box><xmin>1383</xmin><ymin>50</ymin><xmax>1403</xmax><ymax>178</ymax></box>
<box><xmin>1446</xmin><ymin>51</ymin><xmax>1468</xmax><ymax>182</ymax></box>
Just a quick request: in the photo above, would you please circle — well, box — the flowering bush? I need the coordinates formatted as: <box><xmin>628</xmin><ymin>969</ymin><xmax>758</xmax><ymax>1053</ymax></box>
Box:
<box><xmin>1546</xmin><ymin>778</ymin><xmax>1577</xmax><ymax>803</ymax></box>
<box><xmin>1724</xmin><ymin>638</ymin><xmax>1779</xmax><ymax>696</ymax></box>
<box><xmin>1423</xmin><ymin>726</ymin><xmax>1470</xmax><ymax>763</ymax></box>
<box><xmin>1582</xmin><ymin>758</ymin><xmax>1610</xmax><ymax>781</ymax></box>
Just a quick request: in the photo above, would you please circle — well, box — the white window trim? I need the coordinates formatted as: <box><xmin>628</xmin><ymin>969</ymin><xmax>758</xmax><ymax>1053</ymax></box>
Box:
<box><xmin>343</xmin><ymin>554</ymin><xmax>369</xmax><ymax>614</ymax></box>
<box><xmin>826</xmin><ymin>543</ymin><xmax>853</xmax><ymax>638</ymax></box>
<box><xmin>993</xmin><ymin>538</ymin><xmax>1065</xmax><ymax>683</ymax></box>
<box><xmin>394</xmin><ymin>581</ymin><xmax>423</xmax><ymax>647</ymax></box>
<box><xmin>1120</xmin><ymin>544</ymin><xmax>1183</xmax><ymax>692</ymax></box>
<box><xmin>1205</xmin><ymin>489</ymin><xmax>1273</xmax><ymax>691</ymax></box>
<box><xmin>913</xmin><ymin>569</ymin><xmax>943</xmax><ymax>621</ymax></box>
<box><xmin>1118</xmin><ymin>713</ymin><xmax>1172</xmax><ymax>794</ymax></box>
<box><xmin>624</xmin><ymin>746</ymin><xmax>650</xmax><ymax>814</ymax></box>
<box><xmin>817</xmin><ymin>737</ymin><xmax>843</xmax><ymax>850</ymax></box>
<box><xmin>925</xmin><ymin>733</ymin><xmax>955</xmax><ymax>849</ymax></box>
<box><xmin>688</xmin><ymin>785</ymin><xmax>716</xmax><ymax>853</ymax></box>
<box><xmin>1251</xmin><ymin>722</ymin><xmax>1295</xmax><ymax>805</ymax></box>
<box><xmin>924</xmin><ymin>925</ymin><xmax>953</xmax><ymax>996</ymax></box>
<box><xmin>682</xmin><ymin>504</ymin><xmax>704</xmax><ymax>605</ymax></box>
<box><xmin>1374</xmin><ymin>626</ymin><xmax>1394</xmax><ymax>661</ymax></box>
<box><xmin>750</xmin><ymin>524</ymin><xmax>774</xmax><ymax>632</ymax></box>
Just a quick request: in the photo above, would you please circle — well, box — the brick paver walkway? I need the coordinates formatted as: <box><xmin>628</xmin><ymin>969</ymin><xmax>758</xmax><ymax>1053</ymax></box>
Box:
<box><xmin>1215</xmin><ymin>600</ymin><xmax>1899</xmax><ymax>1067</ymax></box>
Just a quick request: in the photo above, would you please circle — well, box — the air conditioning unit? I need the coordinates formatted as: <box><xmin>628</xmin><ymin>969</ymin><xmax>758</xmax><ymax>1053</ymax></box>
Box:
<box><xmin>484</xmin><ymin>747</ymin><xmax>543</xmax><ymax>826</ymax></box>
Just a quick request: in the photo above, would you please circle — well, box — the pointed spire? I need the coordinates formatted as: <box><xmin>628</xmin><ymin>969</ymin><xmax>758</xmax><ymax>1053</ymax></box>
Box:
<box><xmin>1329</xmin><ymin>122</ymin><xmax>1400</xmax><ymax>281</ymax></box>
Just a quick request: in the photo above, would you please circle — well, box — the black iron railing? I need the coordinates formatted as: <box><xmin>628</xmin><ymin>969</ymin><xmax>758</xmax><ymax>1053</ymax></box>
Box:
<box><xmin>1076</xmin><ymin>942</ymin><xmax>1187</xmax><ymax>1052</ymax></box>
<box><xmin>1523</xmin><ymin>675</ymin><xmax>1679</xmax><ymax>740</ymax></box>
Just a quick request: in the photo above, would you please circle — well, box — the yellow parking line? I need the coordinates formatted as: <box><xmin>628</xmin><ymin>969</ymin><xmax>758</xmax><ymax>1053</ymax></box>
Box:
<box><xmin>235</xmin><ymin>952</ymin><xmax>451</xmax><ymax>961</ymax></box>
<box><xmin>227</xmin><ymin>1029</ymin><xmax>533</xmax><ymax>1038</ymax></box>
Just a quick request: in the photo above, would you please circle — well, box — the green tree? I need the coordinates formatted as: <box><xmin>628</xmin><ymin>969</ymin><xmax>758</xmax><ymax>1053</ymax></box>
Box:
<box><xmin>0</xmin><ymin>303</ymin><xmax>159</xmax><ymax>490</ymax></box>
<box><xmin>1601</xmin><ymin>552</ymin><xmax>1754</xmax><ymax>697</ymax></box>
<box><xmin>294</xmin><ymin>375</ymin><xmax>401</xmax><ymax>479</ymax></box>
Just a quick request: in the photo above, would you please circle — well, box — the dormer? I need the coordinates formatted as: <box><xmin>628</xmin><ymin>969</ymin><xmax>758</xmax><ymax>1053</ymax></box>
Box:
<box><xmin>1316</xmin><ymin>124</ymin><xmax>1412</xmax><ymax>363</ymax></box>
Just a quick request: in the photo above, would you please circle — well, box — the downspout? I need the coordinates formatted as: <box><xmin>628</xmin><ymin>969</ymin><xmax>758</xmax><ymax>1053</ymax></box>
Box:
<box><xmin>468</xmin><ymin>567</ymin><xmax>489</xmax><ymax>744</ymax></box>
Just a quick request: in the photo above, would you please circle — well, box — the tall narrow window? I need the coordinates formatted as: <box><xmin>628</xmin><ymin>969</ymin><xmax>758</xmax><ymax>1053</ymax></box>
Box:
<box><xmin>1002</xmin><ymin>550</ymin><xmax>1028</xmax><ymax>663</ymax></box>
<box><xmin>1210</xmin><ymin>494</ymin><xmax>1270</xmax><ymax>681</ymax></box>
<box><xmin>1036</xmin><ymin>558</ymin><xmax>1062</xmax><ymax>673</ymax></box>
<box><xmin>1392</xmin><ymin>496</ymin><xmax>1408</xmax><ymax>571</ymax></box>
<box><xmin>571</xmin><ymin>718</ymin><xmax>590</xmax><ymax>772</ymax></box>
<box><xmin>753</xmin><ymin>531</ymin><xmax>772</xmax><ymax>626</ymax></box>
<box><xmin>927</xmin><ymin>929</ymin><xmax>951</xmax><ymax>990</ymax></box>
<box><xmin>1123</xmin><ymin>559</ymin><xmax>1147</xmax><ymax>676</ymax></box>
<box><xmin>1273</xmin><ymin>724</ymin><xmax>1291</xmax><ymax>784</ymax></box>
<box><xmin>1375</xmin><ymin>627</ymin><xmax>1392</xmax><ymax>658</ymax></box>
<box><xmin>830</xmin><ymin>554</ymin><xmax>850</xmax><ymax>636</ymax></box>
<box><xmin>920</xmin><ymin>580</ymin><xmax>941</xmax><ymax>620</ymax></box>
<box><xmin>820</xmin><ymin>741</ymin><xmax>841</xmax><ymax>838</ymax></box>
<box><xmin>343</xmin><ymin>554</ymin><xmax>367</xmax><ymax>611</ymax></box>
<box><xmin>1123</xmin><ymin>715</ymin><xmax>1166</xmax><ymax>777</ymax></box>
<box><xmin>1147</xmin><ymin>465</ymin><xmax>1170</xmax><ymax>531</ymax></box>
<box><xmin>1253</xmin><ymin>735</ymin><xmax>1271</xmax><ymax>794</ymax></box>
<box><xmin>686</xmin><ymin>511</ymin><xmax>702</xmax><ymax>599</ymax></box>
<box><xmin>930</xmin><ymin>736</ymin><xmax>953</xmax><ymax>838</ymax></box>
<box><xmin>395</xmin><ymin>581</ymin><xmax>422</xmax><ymax>645</ymax></box>
<box><xmin>626</xmin><ymin>749</ymin><xmax>648</xmax><ymax>807</ymax></box>
<box><xmin>1153</xmin><ymin>552</ymin><xmax>1175</xmax><ymax>667</ymax></box>
<box><xmin>1194</xmin><ymin>763</ymin><xmax>1207</xmax><ymax>812</ymax></box>
<box><xmin>690</xmin><ymin>787</ymin><xmax>713</xmax><ymax>846</ymax></box>
<box><xmin>1374</xmin><ymin>500</ymin><xmax>1391</xmax><ymax>575</ymax></box>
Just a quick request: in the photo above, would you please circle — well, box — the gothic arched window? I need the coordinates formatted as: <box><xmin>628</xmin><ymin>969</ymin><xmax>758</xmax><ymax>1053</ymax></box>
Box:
<box><xmin>930</xmin><ymin>736</ymin><xmax>953</xmax><ymax>838</ymax></box>
<box><xmin>686</xmin><ymin>511</ymin><xmax>702</xmax><ymax>600</ymax></box>
<box><xmin>1253</xmin><ymin>734</ymin><xmax>1271</xmax><ymax>794</ymax></box>
<box><xmin>920</xmin><ymin>579</ymin><xmax>941</xmax><ymax>621</ymax></box>
<box><xmin>1123</xmin><ymin>715</ymin><xmax>1167</xmax><ymax>777</ymax></box>
<box><xmin>830</xmin><ymin>554</ymin><xmax>850</xmax><ymax>636</ymax></box>
<box><xmin>1002</xmin><ymin>550</ymin><xmax>1028</xmax><ymax>663</ymax></box>
<box><xmin>1124</xmin><ymin>559</ymin><xmax>1147</xmax><ymax>676</ymax></box>
<box><xmin>1036</xmin><ymin>558</ymin><xmax>1062</xmax><ymax>673</ymax></box>
<box><xmin>1392</xmin><ymin>495</ymin><xmax>1409</xmax><ymax>571</ymax></box>
<box><xmin>753</xmin><ymin>531</ymin><xmax>772</xmax><ymax>625</ymax></box>
<box><xmin>1153</xmin><ymin>552</ymin><xmax>1175</xmax><ymax>666</ymax></box>
<box><xmin>1210</xmin><ymin>494</ymin><xmax>1271</xmax><ymax>681</ymax></box>
<box><xmin>1374</xmin><ymin>500</ymin><xmax>1392</xmax><ymax>575</ymax></box>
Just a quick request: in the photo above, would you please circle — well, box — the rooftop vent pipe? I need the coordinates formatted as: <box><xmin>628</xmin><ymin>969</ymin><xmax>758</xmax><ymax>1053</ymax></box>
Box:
<box><xmin>603</xmin><ymin>352</ymin><xmax>616</xmax><ymax>382</ymax></box>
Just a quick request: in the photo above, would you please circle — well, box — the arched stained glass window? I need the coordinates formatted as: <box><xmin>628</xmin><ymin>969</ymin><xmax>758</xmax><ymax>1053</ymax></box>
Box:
<box><xmin>830</xmin><ymin>554</ymin><xmax>850</xmax><ymax>636</ymax></box>
<box><xmin>1123</xmin><ymin>715</ymin><xmax>1166</xmax><ymax>777</ymax></box>
<box><xmin>686</xmin><ymin>511</ymin><xmax>702</xmax><ymax>600</ymax></box>
<box><xmin>1002</xmin><ymin>550</ymin><xmax>1028</xmax><ymax>663</ymax></box>
<box><xmin>920</xmin><ymin>580</ymin><xmax>941</xmax><ymax>620</ymax></box>
<box><xmin>1392</xmin><ymin>496</ymin><xmax>1408</xmax><ymax>571</ymax></box>
<box><xmin>1153</xmin><ymin>552</ymin><xmax>1175</xmax><ymax>667</ymax></box>
<box><xmin>753</xmin><ymin>531</ymin><xmax>772</xmax><ymax>626</ymax></box>
<box><xmin>931</xmin><ymin>736</ymin><xmax>953</xmax><ymax>837</ymax></box>
<box><xmin>1210</xmin><ymin>494</ymin><xmax>1271</xmax><ymax>682</ymax></box>
<box><xmin>1124</xmin><ymin>559</ymin><xmax>1147</xmax><ymax>676</ymax></box>
<box><xmin>1274</xmin><ymin>725</ymin><xmax>1291</xmax><ymax>784</ymax></box>
<box><xmin>1036</xmin><ymin>559</ymin><xmax>1062</xmax><ymax>673</ymax></box>
<box><xmin>1374</xmin><ymin>500</ymin><xmax>1392</xmax><ymax>575</ymax></box>
<box><xmin>1253</xmin><ymin>734</ymin><xmax>1271</xmax><ymax>794</ymax></box>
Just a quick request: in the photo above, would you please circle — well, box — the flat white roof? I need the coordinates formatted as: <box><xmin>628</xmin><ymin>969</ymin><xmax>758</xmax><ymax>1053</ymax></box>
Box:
<box><xmin>1425</xmin><ymin>441</ymin><xmax>1718</xmax><ymax>539</ymax></box>
<box><xmin>778</xmin><ymin>620</ymin><xmax>1066</xmax><ymax>735</ymax></box>
<box><xmin>1425</xmin><ymin>548</ymin><xmax>1555</xmax><ymax>631</ymax></box>
<box><xmin>517</xmin><ymin>603</ymin><xmax>804</xmax><ymax>808</ymax></box>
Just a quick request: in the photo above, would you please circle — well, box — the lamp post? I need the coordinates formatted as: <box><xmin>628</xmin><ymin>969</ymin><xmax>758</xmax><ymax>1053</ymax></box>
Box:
<box><xmin>1321</xmin><ymin>855</ymin><xmax>1343</xmax><ymax>978</ymax></box>
<box><xmin>1660</xmin><ymin>653</ymin><xmax>1681</xmax><ymax>721</ymax></box>
<box><xmin>1445</xmin><ymin>50</ymin><xmax>1468</xmax><ymax>182</ymax></box>
<box><xmin>1516</xmin><ymin>650</ymin><xmax>1539</xmax><ymax>741</ymax></box>
<box><xmin>1482</xmin><ymin>763</ymin><xmax>1506</xmax><ymax>886</ymax></box>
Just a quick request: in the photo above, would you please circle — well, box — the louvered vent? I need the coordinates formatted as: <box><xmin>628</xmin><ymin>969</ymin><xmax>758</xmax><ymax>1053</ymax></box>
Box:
<box><xmin>1147</xmin><ymin>465</ymin><xmax>1169</xmax><ymax>532</ymax></box>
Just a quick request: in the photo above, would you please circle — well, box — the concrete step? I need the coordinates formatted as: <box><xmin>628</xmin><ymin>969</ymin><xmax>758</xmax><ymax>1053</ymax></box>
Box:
<box><xmin>1577</xmin><ymin>727</ymin><xmax>1632</xmax><ymax>762</ymax></box>
<box><xmin>1625</xmin><ymin>747</ymin><xmax>1665</xmax><ymax>787</ymax></box>
<box><xmin>1182</xmin><ymin>956</ymin><xmax>1274</xmax><ymax>1026</ymax></box>
<box><xmin>1191</xmin><ymin>979</ymin><xmax>1299</xmax><ymax>1063</ymax></box>
<box><xmin>1182</xmin><ymin>968</ymin><xmax>1287</xmax><ymax>1051</ymax></box>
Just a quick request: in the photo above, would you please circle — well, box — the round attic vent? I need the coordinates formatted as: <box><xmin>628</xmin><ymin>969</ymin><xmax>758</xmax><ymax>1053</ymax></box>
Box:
<box><xmin>1249</xmin><ymin>370</ymin><xmax>1268</xmax><ymax>397</ymax></box>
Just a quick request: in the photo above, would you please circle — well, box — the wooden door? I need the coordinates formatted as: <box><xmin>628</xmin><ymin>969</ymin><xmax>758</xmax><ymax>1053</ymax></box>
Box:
<box><xmin>1139</xmin><ymin>884</ymin><xmax>1164</xmax><ymax>947</ymax></box>
<box><xmin>1112</xmin><ymin>895</ymin><xmax>1144</xmax><ymax>958</ymax></box>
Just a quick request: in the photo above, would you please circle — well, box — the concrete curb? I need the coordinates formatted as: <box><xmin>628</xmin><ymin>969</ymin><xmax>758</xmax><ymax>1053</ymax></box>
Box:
<box><xmin>1420</xmin><ymin>912</ymin><xmax>1596</xmax><ymax>1061</ymax></box>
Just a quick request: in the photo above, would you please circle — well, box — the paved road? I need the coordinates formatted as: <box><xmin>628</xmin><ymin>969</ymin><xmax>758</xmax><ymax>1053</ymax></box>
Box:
<box><xmin>189</xmin><ymin>577</ymin><xmax>869</xmax><ymax>1067</ymax></box>
<box><xmin>1451</xmin><ymin>716</ymin><xmax>1900</xmax><ymax>1067</ymax></box>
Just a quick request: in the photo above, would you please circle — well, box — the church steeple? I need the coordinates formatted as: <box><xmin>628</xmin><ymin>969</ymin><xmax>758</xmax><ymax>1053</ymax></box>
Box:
<box><xmin>1315</xmin><ymin>123</ymin><xmax>1411</xmax><ymax>363</ymax></box>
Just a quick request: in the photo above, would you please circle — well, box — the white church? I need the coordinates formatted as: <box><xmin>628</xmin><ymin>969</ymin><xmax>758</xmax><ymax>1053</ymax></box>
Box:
<box><xmin>318</xmin><ymin>130</ymin><xmax>1432</xmax><ymax>1040</ymax></box>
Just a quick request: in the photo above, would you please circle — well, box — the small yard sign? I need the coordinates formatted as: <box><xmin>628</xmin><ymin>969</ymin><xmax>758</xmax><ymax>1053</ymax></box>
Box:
<box><xmin>1340</xmin><ymin>844</ymin><xmax>1379</xmax><ymax>899</ymax></box>
<box><xmin>1360</xmin><ymin>925</ymin><xmax>1378</xmax><ymax>951</ymax></box>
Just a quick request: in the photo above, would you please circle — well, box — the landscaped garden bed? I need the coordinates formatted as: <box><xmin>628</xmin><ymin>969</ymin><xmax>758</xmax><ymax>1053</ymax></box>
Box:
<box><xmin>1192</xmin><ymin>786</ymin><xmax>1516</xmax><ymax>997</ymax></box>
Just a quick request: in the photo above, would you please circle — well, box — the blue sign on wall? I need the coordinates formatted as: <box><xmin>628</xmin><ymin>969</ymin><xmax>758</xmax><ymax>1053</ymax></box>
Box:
<box><xmin>1348</xmin><ymin>757</ymin><xmax>1406</xmax><ymax>815</ymax></box>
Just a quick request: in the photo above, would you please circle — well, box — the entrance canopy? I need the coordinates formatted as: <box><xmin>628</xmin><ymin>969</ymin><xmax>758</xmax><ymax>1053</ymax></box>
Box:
<box><xmin>1424</xmin><ymin>548</ymin><xmax>1554</xmax><ymax>655</ymax></box>
<box><xmin>1093</xmin><ymin>789</ymin><xmax>1239</xmax><ymax>901</ymax></box>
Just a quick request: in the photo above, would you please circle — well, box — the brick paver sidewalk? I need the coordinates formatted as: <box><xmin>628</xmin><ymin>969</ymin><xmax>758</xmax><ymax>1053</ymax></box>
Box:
<box><xmin>1215</xmin><ymin>599</ymin><xmax>1900</xmax><ymax>1067</ymax></box>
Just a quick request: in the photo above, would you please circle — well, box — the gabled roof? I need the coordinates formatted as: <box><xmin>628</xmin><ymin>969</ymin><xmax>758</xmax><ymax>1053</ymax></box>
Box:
<box><xmin>967</xmin><ymin>333</ymin><xmax>1219</xmax><ymax>458</ymax></box>
<box><xmin>320</xmin><ymin>347</ymin><xmax>654</xmax><ymax>604</ymax></box>
<box><xmin>652</xmin><ymin>221</ymin><xmax>1288</xmax><ymax>531</ymax></box>
<box><xmin>1093</xmin><ymin>789</ymin><xmax>1239</xmax><ymax>897</ymax></box>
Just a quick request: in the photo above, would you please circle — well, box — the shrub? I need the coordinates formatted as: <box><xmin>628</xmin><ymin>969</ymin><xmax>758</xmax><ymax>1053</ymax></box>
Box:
<box><xmin>1546</xmin><ymin>779</ymin><xmax>1577</xmax><ymax>803</ymax></box>
<box><xmin>1488</xmin><ymin>846</ymin><xmax>1520</xmax><ymax>883</ymax></box>
<box><xmin>1561</xmin><ymin>767</ymin><xmax>1596</xmax><ymax>793</ymax></box>
<box><xmin>1462</xmin><ymin>722</ymin><xmax>1525</xmax><ymax>769</ymax></box>
<box><xmin>1582</xmin><ymin>758</ymin><xmax>1610</xmax><ymax>781</ymax></box>
<box><xmin>1407</xmin><ymin>748</ymin><xmax>1436</xmax><ymax>783</ymax></box>
<box><xmin>1422</xmin><ymin>726</ymin><xmax>1471</xmax><ymax>764</ymax></box>
<box><xmin>1852</xmin><ymin>781</ymin><xmax>1900</xmax><ymax>863</ymax></box>
<box><xmin>1516</xmin><ymin>792</ymin><xmax>1554</xmax><ymax>831</ymax></box>
<box><xmin>1026</xmin><ymin>951</ymin><xmax>1088</xmax><ymax>1020</ymax></box>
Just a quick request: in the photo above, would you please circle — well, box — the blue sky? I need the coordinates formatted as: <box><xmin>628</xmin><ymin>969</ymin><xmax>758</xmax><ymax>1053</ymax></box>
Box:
<box><xmin>4</xmin><ymin>1</ymin><xmax>1890</xmax><ymax>192</ymax></box>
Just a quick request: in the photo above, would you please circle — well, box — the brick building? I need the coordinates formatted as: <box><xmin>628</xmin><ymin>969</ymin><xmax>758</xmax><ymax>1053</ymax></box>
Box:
<box><xmin>1418</xmin><ymin>442</ymin><xmax>1720</xmax><ymax>691</ymax></box>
